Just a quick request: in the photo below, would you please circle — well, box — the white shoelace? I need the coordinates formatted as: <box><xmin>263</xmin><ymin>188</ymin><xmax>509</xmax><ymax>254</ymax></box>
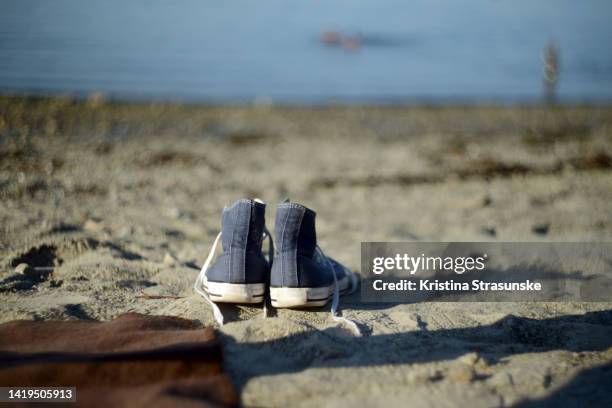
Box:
<box><xmin>195</xmin><ymin>233</ymin><xmax>361</xmax><ymax>336</ymax></box>
<box><xmin>193</xmin><ymin>231</ymin><xmax>224</xmax><ymax>325</ymax></box>
<box><xmin>317</xmin><ymin>246</ymin><xmax>362</xmax><ymax>336</ymax></box>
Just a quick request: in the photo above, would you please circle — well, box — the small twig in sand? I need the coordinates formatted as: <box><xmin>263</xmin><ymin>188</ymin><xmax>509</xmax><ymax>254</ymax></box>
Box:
<box><xmin>136</xmin><ymin>291</ymin><xmax>184</xmax><ymax>300</ymax></box>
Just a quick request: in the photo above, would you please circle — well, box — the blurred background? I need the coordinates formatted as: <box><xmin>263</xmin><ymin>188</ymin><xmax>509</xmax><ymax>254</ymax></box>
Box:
<box><xmin>1</xmin><ymin>3</ymin><xmax>612</xmax><ymax>406</ymax></box>
<box><xmin>1</xmin><ymin>0</ymin><xmax>612</xmax><ymax>104</ymax></box>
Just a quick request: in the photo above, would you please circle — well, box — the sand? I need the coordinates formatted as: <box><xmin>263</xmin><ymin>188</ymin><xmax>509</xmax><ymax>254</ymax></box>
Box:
<box><xmin>1</xmin><ymin>96</ymin><xmax>612</xmax><ymax>406</ymax></box>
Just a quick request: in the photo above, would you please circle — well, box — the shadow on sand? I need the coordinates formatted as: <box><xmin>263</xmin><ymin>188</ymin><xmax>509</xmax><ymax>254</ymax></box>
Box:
<box><xmin>220</xmin><ymin>309</ymin><xmax>612</xmax><ymax>407</ymax></box>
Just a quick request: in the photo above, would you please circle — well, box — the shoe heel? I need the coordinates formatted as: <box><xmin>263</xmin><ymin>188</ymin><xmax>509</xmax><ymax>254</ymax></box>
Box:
<box><xmin>270</xmin><ymin>286</ymin><xmax>333</xmax><ymax>308</ymax></box>
<box><xmin>203</xmin><ymin>277</ymin><xmax>265</xmax><ymax>304</ymax></box>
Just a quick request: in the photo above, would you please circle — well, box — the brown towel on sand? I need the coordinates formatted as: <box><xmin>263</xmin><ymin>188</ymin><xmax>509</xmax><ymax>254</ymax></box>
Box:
<box><xmin>0</xmin><ymin>313</ymin><xmax>238</xmax><ymax>407</ymax></box>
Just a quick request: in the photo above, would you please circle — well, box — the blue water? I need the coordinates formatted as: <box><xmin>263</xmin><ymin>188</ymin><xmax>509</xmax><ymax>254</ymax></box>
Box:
<box><xmin>1</xmin><ymin>0</ymin><xmax>611</xmax><ymax>104</ymax></box>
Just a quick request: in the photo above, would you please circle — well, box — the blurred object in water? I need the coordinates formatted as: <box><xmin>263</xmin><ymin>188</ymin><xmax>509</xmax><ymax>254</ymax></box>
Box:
<box><xmin>341</xmin><ymin>33</ymin><xmax>362</xmax><ymax>51</ymax></box>
<box><xmin>542</xmin><ymin>42</ymin><xmax>560</xmax><ymax>105</ymax></box>
<box><xmin>320</xmin><ymin>30</ymin><xmax>362</xmax><ymax>51</ymax></box>
<box><xmin>321</xmin><ymin>30</ymin><xmax>341</xmax><ymax>46</ymax></box>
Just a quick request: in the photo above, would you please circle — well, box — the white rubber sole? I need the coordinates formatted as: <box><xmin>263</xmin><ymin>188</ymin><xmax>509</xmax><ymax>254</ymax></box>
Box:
<box><xmin>202</xmin><ymin>276</ymin><xmax>265</xmax><ymax>304</ymax></box>
<box><xmin>270</xmin><ymin>275</ymin><xmax>351</xmax><ymax>308</ymax></box>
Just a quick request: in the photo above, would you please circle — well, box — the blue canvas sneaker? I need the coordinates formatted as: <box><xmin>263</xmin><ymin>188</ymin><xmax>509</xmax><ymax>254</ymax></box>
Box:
<box><xmin>270</xmin><ymin>201</ymin><xmax>358</xmax><ymax>304</ymax></box>
<box><xmin>194</xmin><ymin>199</ymin><xmax>272</xmax><ymax>324</ymax></box>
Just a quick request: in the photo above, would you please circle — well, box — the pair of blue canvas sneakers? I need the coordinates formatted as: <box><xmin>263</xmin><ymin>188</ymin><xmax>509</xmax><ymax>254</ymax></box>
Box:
<box><xmin>194</xmin><ymin>198</ymin><xmax>359</xmax><ymax>334</ymax></box>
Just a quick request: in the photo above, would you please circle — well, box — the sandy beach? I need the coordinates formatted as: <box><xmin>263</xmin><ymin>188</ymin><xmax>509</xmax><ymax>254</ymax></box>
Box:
<box><xmin>1</xmin><ymin>96</ymin><xmax>612</xmax><ymax>406</ymax></box>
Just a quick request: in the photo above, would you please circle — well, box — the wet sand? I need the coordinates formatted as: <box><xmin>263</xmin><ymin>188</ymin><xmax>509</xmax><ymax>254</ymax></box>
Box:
<box><xmin>1</xmin><ymin>96</ymin><xmax>611</xmax><ymax>406</ymax></box>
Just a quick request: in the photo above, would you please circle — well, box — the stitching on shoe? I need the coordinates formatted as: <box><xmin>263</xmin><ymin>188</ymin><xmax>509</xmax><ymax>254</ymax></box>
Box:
<box><xmin>228</xmin><ymin>211</ymin><xmax>233</xmax><ymax>283</ymax></box>
<box><xmin>242</xmin><ymin>202</ymin><xmax>251</xmax><ymax>283</ymax></box>
<box><xmin>279</xmin><ymin>207</ymin><xmax>290</xmax><ymax>287</ymax></box>
<box><xmin>295</xmin><ymin>207</ymin><xmax>305</xmax><ymax>287</ymax></box>
<box><xmin>277</xmin><ymin>202</ymin><xmax>316</xmax><ymax>216</ymax></box>
<box><xmin>227</xmin><ymin>198</ymin><xmax>266</xmax><ymax>210</ymax></box>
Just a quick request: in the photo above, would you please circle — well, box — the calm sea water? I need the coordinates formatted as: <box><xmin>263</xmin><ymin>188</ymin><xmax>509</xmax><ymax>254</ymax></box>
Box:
<box><xmin>1</xmin><ymin>0</ymin><xmax>611</xmax><ymax>104</ymax></box>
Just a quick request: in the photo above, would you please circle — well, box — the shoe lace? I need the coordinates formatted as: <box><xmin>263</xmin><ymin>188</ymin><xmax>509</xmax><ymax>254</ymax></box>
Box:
<box><xmin>194</xmin><ymin>227</ymin><xmax>274</xmax><ymax>326</ymax></box>
<box><xmin>316</xmin><ymin>246</ymin><xmax>361</xmax><ymax>336</ymax></box>
<box><xmin>194</xmin><ymin>231</ymin><xmax>224</xmax><ymax>325</ymax></box>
